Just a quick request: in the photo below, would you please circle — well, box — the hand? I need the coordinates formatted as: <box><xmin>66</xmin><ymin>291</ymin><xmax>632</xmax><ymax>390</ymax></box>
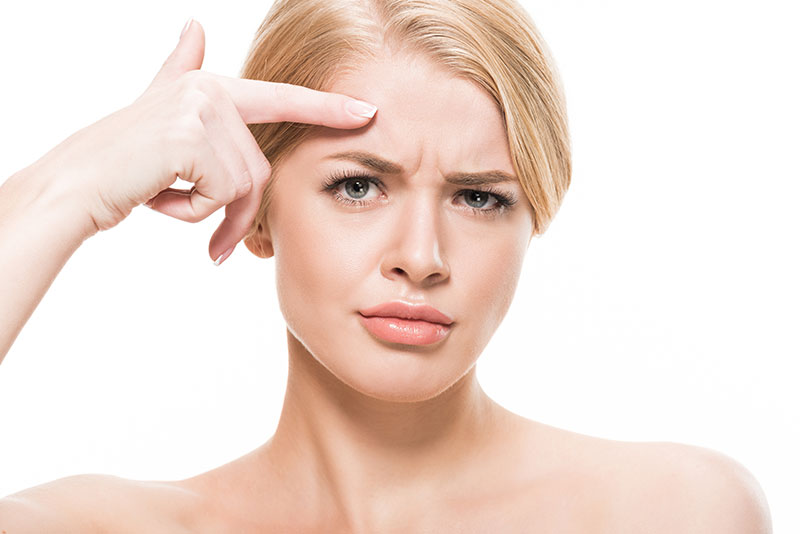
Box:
<box><xmin>39</xmin><ymin>19</ymin><xmax>376</xmax><ymax>262</ymax></box>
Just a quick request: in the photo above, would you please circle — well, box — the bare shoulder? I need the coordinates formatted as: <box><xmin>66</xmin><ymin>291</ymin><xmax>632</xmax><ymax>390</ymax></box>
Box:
<box><xmin>0</xmin><ymin>473</ymin><xmax>200</xmax><ymax>533</ymax></box>
<box><xmin>600</xmin><ymin>439</ymin><xmax>773</xmax><ymax>533</ymax></box>
<box><xmin>505</xmin><ymin>416</ymin><xmax>772</xmax><ymax>533</ymax></box>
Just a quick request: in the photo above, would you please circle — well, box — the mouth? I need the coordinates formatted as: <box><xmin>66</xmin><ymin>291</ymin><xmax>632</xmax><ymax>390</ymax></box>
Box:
<box><xmin>358</xmin><ymin>300</ymin><xmax>453</xmax><ymax>324</ymax></box>
<box><xmin>357</xmin><ymin>314</ymin><xmax>452</xmax><ymax>346</ymax></box>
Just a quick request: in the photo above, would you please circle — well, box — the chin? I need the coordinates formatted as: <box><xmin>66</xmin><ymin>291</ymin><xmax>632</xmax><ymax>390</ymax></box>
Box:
<box><xmin>319</xmin><ymin>334</ymin><xmax>478</xmax><ymax>403</ymax></box>
<box><xmin>337</xmin><ymin>366</ymin><xmax>468</xmax><ymax>403</ymax></box>
<box><xmin>286</xmin><ymin>306</ymin><xmax>486</xmax><ymax>402</ymax></box>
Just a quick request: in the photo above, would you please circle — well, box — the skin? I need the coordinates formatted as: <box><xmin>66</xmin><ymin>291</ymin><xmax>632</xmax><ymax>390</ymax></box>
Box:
<box><xmin>172</xmin><ymin>47</ymin><xmax>769</xmax><ymax>533</ymax></box>
<box><xmin>174</xmin><ymin>47</ymin><xmax>768</xmax><ymax>533</ymax></box>
<box><xmin>0</xmin><ymin>29</ymin><xmax>771</xmax><ymax>534</ymax></box>
<box><xmin>233</xmin><ymin>46</ymin><xmax>537</xmax><ymax>528</ymax></box>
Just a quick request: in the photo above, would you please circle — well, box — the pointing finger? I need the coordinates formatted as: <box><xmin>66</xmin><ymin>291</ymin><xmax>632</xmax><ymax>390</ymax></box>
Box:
<box><xmin>208</xmin><ymin>73</ymin><xmax>378</xmax><ymax>128</ymax></box>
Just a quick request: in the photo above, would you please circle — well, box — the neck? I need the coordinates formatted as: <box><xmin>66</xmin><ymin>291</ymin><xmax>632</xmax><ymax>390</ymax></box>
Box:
<box><xmin>259</xmin><ymin>329</ymin><xmax>504</xmax><ymax>526</ymax></box>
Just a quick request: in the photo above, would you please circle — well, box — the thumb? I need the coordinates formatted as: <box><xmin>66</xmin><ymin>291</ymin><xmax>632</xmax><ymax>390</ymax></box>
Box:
<box><xmin>149</xmin><ymin>18</ymin><xmax>205</xmax><ymax>89</ymax></box>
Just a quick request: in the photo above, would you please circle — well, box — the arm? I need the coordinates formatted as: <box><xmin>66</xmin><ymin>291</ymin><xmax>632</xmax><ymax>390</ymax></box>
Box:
<box><xmin>0</xmin><ymin>155</ymin><xmax>98</xmax><ymax>364</ymax></box>
<box><xmin>0</xmin><ymin>20</ymin><xmax>375</xmax><ymax>367</ymax></box>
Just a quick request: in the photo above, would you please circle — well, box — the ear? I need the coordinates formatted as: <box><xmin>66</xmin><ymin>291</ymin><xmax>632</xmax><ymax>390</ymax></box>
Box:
<box><xmin>244</xmin><ymin>220</ymin><xmax>274</xmax><ymax>259</ymax></box>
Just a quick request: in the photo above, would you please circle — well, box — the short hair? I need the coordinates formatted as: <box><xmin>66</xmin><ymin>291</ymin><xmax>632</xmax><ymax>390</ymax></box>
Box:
<box><xmin>240</xmin><ymin>0</ymin><xmax>571</xmax><ymax>241</ymax></box>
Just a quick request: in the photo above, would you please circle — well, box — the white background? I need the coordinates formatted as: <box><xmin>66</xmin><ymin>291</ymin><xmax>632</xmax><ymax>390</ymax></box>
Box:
<box><xmin>1</xmin><ymin>0</ymin><xmax>797</xmax><ymax>530</ymax></box>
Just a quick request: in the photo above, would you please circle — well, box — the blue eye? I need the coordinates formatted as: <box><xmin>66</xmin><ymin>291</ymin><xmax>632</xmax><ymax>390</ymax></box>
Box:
<box><xmin>463</xmin><ymin>190</ymin><xmax>497</xmax><ymax>209</ymax></box>
<box><xmin>342</xmin><ymin>178</ymin><xmax>372</xmax><ymax>200</ymax></box>
<box><xmin>322</xmin><ymin>172</ymin><xmax>383</xmax><ymax>206</ymax></box>
<box><xmin>321</xmin><ymin>170</ymin><xmax>517</xmax><ymax>216</ymax></box>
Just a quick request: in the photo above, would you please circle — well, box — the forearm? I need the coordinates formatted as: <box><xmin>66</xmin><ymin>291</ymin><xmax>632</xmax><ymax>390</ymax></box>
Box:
<box><xmin>0</xmin><ymin>159</ymin><xmax>98</xmax><ymax>364</ymax></box>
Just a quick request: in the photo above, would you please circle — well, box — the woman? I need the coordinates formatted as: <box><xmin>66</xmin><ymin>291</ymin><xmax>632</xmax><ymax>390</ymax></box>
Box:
<box><xmin>0</xmin><ymin>0</ymin><xmax>772</xmax><ymax>531</ymax></box>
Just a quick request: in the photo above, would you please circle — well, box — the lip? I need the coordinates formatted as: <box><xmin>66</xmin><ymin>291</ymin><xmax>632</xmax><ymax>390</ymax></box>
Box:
<box><xmin>358</xmin><ymin>315</ymin><xmax>453</xmax><ymax>346</ymax></box>
<box><xmin>358</xmin><ymin>301</ymin><xmax>454</xmax><ymax>325</ymax></box>
<box><xmin>358</xmin><ymin>301</ymin><xmax>454</xmax><ymax>346</ymax></box>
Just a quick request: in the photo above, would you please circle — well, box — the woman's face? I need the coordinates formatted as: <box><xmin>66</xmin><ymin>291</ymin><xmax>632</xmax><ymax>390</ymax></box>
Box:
<box><xmin>252</xmin><ymin>49</ymin><xmax>534</xmax><ymax>402</ymax></box>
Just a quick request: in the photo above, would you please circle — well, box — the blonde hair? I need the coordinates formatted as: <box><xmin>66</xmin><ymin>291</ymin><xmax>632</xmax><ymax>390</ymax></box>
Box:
<box><xmin>240</xmin><ymin>0</ymin><xmax>570</xmax><ymax>243</ymax></box>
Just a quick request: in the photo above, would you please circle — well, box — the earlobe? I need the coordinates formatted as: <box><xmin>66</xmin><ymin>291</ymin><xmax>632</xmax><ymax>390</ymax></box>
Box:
<box><xmin>244</xmin><ymin>222</ymin><xmax>274</xmax><ymax>259</ymax></box>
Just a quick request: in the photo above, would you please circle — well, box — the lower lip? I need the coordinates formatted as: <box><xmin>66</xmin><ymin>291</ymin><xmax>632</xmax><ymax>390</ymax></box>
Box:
<box><xmin>358</xmin><ymin>315</ymin><xmax>452</xmax><ymax>346</ymax></box>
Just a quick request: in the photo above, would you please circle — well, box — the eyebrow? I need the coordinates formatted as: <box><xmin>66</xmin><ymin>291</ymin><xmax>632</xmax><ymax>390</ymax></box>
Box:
<box><xmin>325</xmin><ymin>150</ymin><xmax>517</xmax><ymax>186</ymax></box>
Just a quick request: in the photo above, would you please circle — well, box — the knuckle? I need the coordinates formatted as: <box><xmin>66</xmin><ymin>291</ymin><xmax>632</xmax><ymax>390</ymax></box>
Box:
<box><xmin>237</xmin><ymin>175</ymin><xmax>254</xmax><ymax>197</ymax></box>
<box><xmin>178</xmin><ymin>69</ymin><xmax>205</xmax><ymax>87</ymax></box>
<box><xmin>192</xmin><ymin>91</ymin><xmax>215</xmax><ymax>119</ymax></box>
<box><xmin>176</xmin><ymin>73</ymin><xmax>228</xmax><ymax>114</ymax></box>
<box><xmin>176</xmin><ymin>86</ymin><xmax>212</xmax><ymax>120</ymax></box>
<box><xmin>174</xmin><ymin>75</ymin><xmax>218</xmax><ymax>116</ymax></box>
<box><xmin>187</xmin><ymin>211</ymin><xmax>204</xmax><ymax>224</ymax></box>
<box><xmin>174</xmin><ymin>71</ymin><xmax>205</xmax><ymax>99</ymax></box>
<box><xmin>255</xmin><ymin>158</ymin><xmax>272</xmax><ymax>184</ymax></box>
<box><xmin>175</xmin><ymin>113</ymin><xmax>204</xmax><ymax>139</ymax></box>
<box><xmin>226</xmin><ymin>180</ymin><xmax>240</xmax><ymax>203</ymax></box>
<box><xmin>193</xmin><ymin>75</ymin><xmax>226</xmax><ymax>100</ymax></box>
<box><xmin>168</xmin><ymin>115</ymin><xmax>205</xmax><ymax>159</ymax></box>
<box><xmin>189</xmin><ymin>201</ymin><xmax>210</xmax><ymax>224</ymax></box>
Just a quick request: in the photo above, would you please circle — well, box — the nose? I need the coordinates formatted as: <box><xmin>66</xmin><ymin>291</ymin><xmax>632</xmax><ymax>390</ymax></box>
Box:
<box><xmin>380</xmin><ymin>192</ymin><xmax>450</xmax><ymax>287</ymax></box>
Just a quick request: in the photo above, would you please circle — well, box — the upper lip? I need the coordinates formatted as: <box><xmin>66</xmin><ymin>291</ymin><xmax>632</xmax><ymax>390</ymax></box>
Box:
<box><xmin>359</xmin><ymin>300</ymin><xmax>454</xmax><ymax>325</ymax></box>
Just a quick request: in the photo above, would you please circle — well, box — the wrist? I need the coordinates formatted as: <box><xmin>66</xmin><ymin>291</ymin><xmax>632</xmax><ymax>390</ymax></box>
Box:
<box><xmin>8</xmin><ymin>157</ymin><xmax>99</xmax><ymax>243</ymax></box>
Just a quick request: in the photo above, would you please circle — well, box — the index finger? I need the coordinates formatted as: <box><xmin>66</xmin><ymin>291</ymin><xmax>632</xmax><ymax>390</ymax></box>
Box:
<box><xmin>209</xmin><ymin>73</ymin><xmax>378</xmax><ymax>127</ymax></box>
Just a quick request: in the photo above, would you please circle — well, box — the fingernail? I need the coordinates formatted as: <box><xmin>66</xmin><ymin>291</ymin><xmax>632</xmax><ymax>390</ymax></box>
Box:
<box><xmin>214</xmin><ymin>246</ymin><xmax>235</xmax><ymax>266</ymax></box>
<box><xmin>180</xmin><ymin>17</ymin><xmax>194</xmax><ymax>39</ymax></box>
<box><xmin>346</xmin><ymin>99</ymin><xmax>378</xmax><ymax>120</ymax></box>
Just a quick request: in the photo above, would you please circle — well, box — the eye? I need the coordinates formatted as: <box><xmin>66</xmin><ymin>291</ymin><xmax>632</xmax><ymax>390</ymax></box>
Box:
<box><xmin>321</xmin><ymin>170</ymin><xmax>384</xmax><ymax>206</ymax></box>
<box><xmin>461</xmin><ymin>190</ymin><xmax>499</xmax><ymax>209</ymax></box>
<box><xmin>455</xmin><ymin>187</ymin><xmax>517</xmax><ymax>217</ymax></box>
<box><xmin>342</xmin><ymin>177</ymin><xmax>375</xmax><ymax>200</ymax></box>
<box><xmin>321</xmin><ymin>169</ymin><xmax>518</xmax><ymax>216</ymax></box>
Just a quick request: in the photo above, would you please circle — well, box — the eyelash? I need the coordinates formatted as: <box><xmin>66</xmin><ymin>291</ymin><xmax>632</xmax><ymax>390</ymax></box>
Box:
<box><xmin>321</xmin><ymin>169</ymin><xmax>518</xmax><ymax>217</ymax></box>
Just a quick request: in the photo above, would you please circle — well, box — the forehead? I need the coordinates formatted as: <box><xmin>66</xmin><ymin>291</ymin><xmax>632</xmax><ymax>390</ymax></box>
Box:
<box><xmin>301</xmin><ymin>49</ymin><xmax>515</xmax><ymax>176</ymax></box>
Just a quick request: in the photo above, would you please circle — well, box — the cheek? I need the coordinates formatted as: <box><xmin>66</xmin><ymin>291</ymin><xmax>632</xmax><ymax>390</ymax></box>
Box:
<box><xmin>271</xmin><ymin>200</ymin><xmax>381</xmax><ymax>327</ymax></box>
<box><xmin>455</xmin><ymin>229</ymin><xmax>527</xmax><ymax>336</ymax></box>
